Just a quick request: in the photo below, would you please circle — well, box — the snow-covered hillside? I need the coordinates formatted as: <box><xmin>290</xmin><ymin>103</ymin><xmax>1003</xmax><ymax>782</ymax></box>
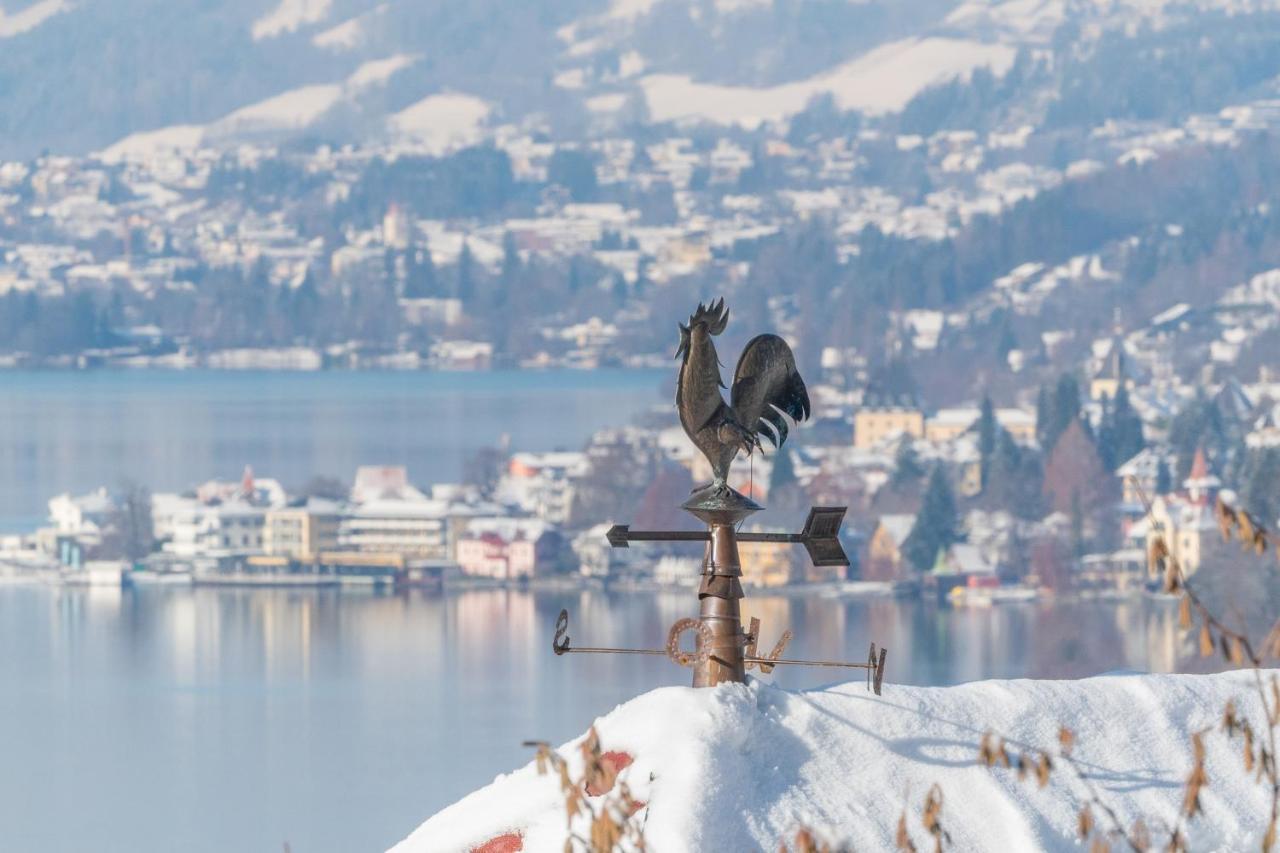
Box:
<box><xmin>395</xmin><ymin>671</ymin><xmax>1273</xmax><ymax>851</ymax></box>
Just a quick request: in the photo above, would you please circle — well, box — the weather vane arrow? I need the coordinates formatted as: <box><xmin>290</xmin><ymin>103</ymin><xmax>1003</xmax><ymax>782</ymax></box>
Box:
<box><xmin>607</xmin><ymin>506</ymin><xmax>851</xmax><ymax>568</ymax></box>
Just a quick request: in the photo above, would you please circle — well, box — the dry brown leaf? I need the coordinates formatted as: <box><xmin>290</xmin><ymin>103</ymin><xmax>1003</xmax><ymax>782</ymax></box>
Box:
<box><xmin>1077</xmin><ymin>805</ymin><xmax>1094</xmax><ymax>839</ymax></box>
<box><xmin>922</xmin><ymin>785</ymin><xmax>943</xmax><ymax>833</ymax></box>
<box><xmin>1148</xmin><ymin>537</ymin><xmax>1168</xmax><ymax>576</ymax></box>
<box><xmin>1240</xmin><ymin>512</ymin><xmax>1257</xmax><ymax>548</ymax></box>
<box><xmin>1231</xmin><ymin>636</ymin><xmax>1246</xmax><ymax>666</ymax></box>
<box><xmin>1244</xmin><ymin>725</ymin><xmax>1255</xmax><ymax>773</ymax></box>
<box><xmin>1264</xmin><ymin>817</ymin><xmax>1276</xmax><ymax>852</ymax></box>
<box><xmin>1178</xmin><ymin>595</ymin><xmax>1193</xmax><ymax>630</ymax></box>
<box><xmin>1131</xmin><ymin>817</ymin><xmax>1151</xmax><ymax>851</ymax></box>
<box><xmin>1089</xmin><ymin>838</ymin><xmax>1111</xmax><ymax>853</ymax></box>
<box><xmin>1035</xmin><ymin>753</ymin><xmax>1052</xmax><ymax>788</ymax></box>
<box><xmin>896</xmin><ymin>812</ymin><xmax>915</xmax><ymax>852</ymax></box>
<box><xmin>978</xmin><ymin>732</ymin><xmax>994</xmax><ymax>767</ymax></box>
<box><xmin>1200</xmin><ymin>624</ymin><xmax>1215</xmax><ymax>658</ymax></box>
<box><xmin>1059</xmin><ymin>726</ymin><xmax>1075</xmax><ymax>757</ymax></box>
<box><xmin>1217</xmin><ymin>497</ymin><xmax>1237</xmax><ymax>542</ymax></box>
<box><xmin>1182</xmin><ymin>767</ymin><xmax>1205</xmax><ymax>818</ymax></box>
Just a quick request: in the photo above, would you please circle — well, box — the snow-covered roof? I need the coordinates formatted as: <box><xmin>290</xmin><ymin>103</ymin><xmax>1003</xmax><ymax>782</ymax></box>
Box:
<box><xmin>875</xmin><ymin>514</ymin><xmax>914</xmax><ymax>547</ymax></box>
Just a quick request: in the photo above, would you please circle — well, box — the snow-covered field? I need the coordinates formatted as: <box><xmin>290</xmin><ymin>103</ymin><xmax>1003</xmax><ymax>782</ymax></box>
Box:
<box><xmin>640</xmin><ymin>38</ymin><xmax>1018</xmax><ymax>128</ymax></box>
<box><xmin>252</xmin><ymin>0</ymin><xmax>332</xmax><ymax>40</ymax></box>
<box><xmin>0</xmin><ymin>0</ymin><xmax>69</xmax><ymax>38</ymax></box>
<box><xmin>388</xmin><ymin>94</ymin><xmax>492</xmax><ymax>153</ymax></box>
<box><xmin>394</xmin><ymin>671</ymin><xmax>1273</xmax><ymax>851</ymax></box>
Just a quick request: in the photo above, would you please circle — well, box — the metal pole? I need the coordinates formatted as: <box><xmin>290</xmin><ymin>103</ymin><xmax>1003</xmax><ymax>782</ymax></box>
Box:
<box><xmin>682</xmin><ymin>496</ymin><xmax>757</xmax><ymax>687</ymax></box>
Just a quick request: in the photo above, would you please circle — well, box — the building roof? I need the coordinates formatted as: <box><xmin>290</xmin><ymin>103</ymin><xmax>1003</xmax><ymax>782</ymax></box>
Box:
<box><xmin>875</xmin><ymin>514</ymin><xmax>915</xmax><ymax>548</ymax></box>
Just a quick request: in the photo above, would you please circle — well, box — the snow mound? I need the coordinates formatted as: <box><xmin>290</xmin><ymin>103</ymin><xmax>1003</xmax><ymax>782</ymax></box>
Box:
<box><xmin>0</xmin><ymin>0</ymin><xmax>69</xmax><ymax>38</ymax></box>
<box><xmin>393</xmin><ymin>671</ymin><xmax>1273</xmax><ymax>852</ymax></box>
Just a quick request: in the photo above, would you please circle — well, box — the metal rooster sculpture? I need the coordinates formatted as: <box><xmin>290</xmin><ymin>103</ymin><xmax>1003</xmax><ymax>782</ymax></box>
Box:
<box><xmin>676</xmin><ymin>298</ymin><xmax>810</xmax><ymax>503</ymax></box>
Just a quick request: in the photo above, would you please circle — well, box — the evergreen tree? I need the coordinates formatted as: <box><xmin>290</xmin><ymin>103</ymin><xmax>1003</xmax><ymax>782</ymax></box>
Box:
<box><xmin>769</xmin><ymin>446</ymin><xmax>797</xmax><ymax>493</ymax></box>
<box><xmin>1098</xmin><ymin>384</ymin><xmax>1145</xmax><ymax>471</ymax></box>
<box><xmin>985</xmin><ymin>429</ymin><xmax>1044</xmax><ymax>518</ymax></box>
<box><xmin>1169</xmin><ymin>396</ymin><xmax>1227</xmax><ymax>479</ymax></box>
<box><xmin>1070</xmin><ymin>491</ymin><xmax>1086</xmax><ymax>557</ymax></box>
<box><xmin>977</xmin><ymin>395</ymin><xmax>998</xmax><ymax>488</ymax></box>
<box><xmin>1155</xmin><ymin>457</ymin><xmax>1173</xmax><ymax>495</ymax></box>
<box><xmin>1242</xmin><ymin>449</ymin><xmax>1280</xmax><ymax>524</ymax></box>
<box><xmin>996</xmin><ymin>319</ymin><xmax>1017</xmax><ymax>360</ymax></box>
<box><xmin>1035</xmin><ymin>386</ymin><xmax>1052</xmax><ymax>447</ymax></box>
<box><xmin>891</xmin><ymin>435</ymin><xmax>924</xmax><ymax>486</ymax></box>
<box><xmin>501</xmin><ymin>231</ymin><xmax>520</xmax><ymax>284</ymax></box>
<box><xmin>403</xmin><ymin>244</ymin><xmax>437</xmax><ymax>298</ymax></box>
<box><xmin>547</xmin><ymin>149</ymin><xmax>599</xmax><ymax>202</ymax></box>
<box><xmin>903</xmin><ymin>465</ymin><xmax>960</xmax><ymax>571</ymax></box>
<box><xmin>456</xmin><ymin>242</ymin><xmax>474</xmax><ymax>303</ymax></box>
<box><xmin>567</xmin><ymin>257</ymin><xmax>583</xmax><ymax>294</ymax></box>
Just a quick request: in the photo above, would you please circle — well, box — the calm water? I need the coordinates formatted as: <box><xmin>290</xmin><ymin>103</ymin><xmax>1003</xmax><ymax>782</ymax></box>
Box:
<box><xmin>0</xmin><ymin>584</ymin><xmax>1196</xmax><ymax>853</ymax></box>
<box><xmin>0</xmin><ymin>368</ymin><xmax>666</xmax><ymax>531</ymax></box>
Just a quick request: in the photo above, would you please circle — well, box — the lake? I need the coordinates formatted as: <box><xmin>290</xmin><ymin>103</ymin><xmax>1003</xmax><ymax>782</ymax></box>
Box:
<box><xmin>0</xmin><ymin>369</ymin><xmax>1210</xmax><ymax>852</ymax></box>
<box><xmin>0</xmin><ymin>368</ymin><xmax>667</xmax><ymax>532</ymax></box>
<box><xmin>0</xmin><ymin>584</ymin><xmax>1198</xmax><ymax>853</ymax></box>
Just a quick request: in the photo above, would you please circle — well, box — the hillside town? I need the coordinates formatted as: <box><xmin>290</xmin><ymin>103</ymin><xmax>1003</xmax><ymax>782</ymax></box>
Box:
<box><xmin>6</xmin><ymin>76</ymin><xmax>1280</xmax><ymax>375</ymax></box>
<box><xmin>2</xmin><ymin>331</ymin><xmax>1275</xmax><ymax>605</ymax></box>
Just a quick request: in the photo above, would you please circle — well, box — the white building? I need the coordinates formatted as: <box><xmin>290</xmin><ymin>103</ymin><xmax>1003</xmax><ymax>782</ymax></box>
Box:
<box><xmin>339</xmin><ymin>496</ymin><xmax>450</xmax><ymax>559</ymax></box>
<box><xmin>48</xmin><ymin>488</ymin><xmax>116</xmax><ymax>543</ymax></box>
<box><xmin>497</xmin><ymin>452</ymin><xmax>587</xmax><ymax>524</ymax></box>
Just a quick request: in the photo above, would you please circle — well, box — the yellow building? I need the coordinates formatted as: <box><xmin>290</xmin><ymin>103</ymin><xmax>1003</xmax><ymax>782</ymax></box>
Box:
<box><xmin>854</xmin><ymin>404</ymin><xmax>925</xmax><ymax>449</ymax></box>
<box><xmin>924</xmin><ymin>407</ymin><xmax>1037</xmax><ymax>444</ymax></box>
<box><xmin>738</xmin><ymin>538</ymin><xmax>795</xmax><ymax>588</ymax></box>
<box><xmin>865</xmin><ymin>514</ymin><xmax>915</xmax><ymax>581</ymax></box>
<box><xmin>264</xmin><ymin>501</ymin><xmax>343</xmax><ymax>559</ymax></box>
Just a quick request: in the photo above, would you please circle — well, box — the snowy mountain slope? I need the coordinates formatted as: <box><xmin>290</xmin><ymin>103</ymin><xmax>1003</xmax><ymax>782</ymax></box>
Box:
<box><xmin>251</xmin><ymin>0</ymin><xmax>333</xmax><ymax>40</ymax></box>
<box><xmin>638</xmin><ymin>36</ymin><xmax>1018</xmax><ymax>128</ymax></box>
<box><xmin>0</xmin><ymin>0</ymin><xmax>69</xmax><ymax>38</ymax></box>
<box><xmin>7</xmin><ymin>0</ymin><xmax>1280</xmax><ymax>157</ymax></box>
<box><xmin>394</xmin><ymin>671</ymin><xmax>1273</xmax><ymax>852</ymax></box>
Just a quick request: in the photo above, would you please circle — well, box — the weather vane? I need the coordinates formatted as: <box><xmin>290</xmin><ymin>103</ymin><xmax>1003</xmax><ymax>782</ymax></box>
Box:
<box><xmin>552</xmin><ymin>298</ymin><xmax>888</xmax><ymax>694</ymax></box>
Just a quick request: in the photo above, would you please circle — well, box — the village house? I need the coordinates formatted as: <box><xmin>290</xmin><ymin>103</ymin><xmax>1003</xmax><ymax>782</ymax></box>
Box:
<box><xmin>455</xmin><ymin>519</ymin><xmax>564</xmax><ymax>580</ymax></box>
<box><xmin>865</xmin><ymin>514</ymin><xmax>915</xmax><ymax>582</ymax></box>
<box><xmin>854</xmin><ymin>398</ymin><xmax>925</xmax><ymax>450</ymax></box>
<box><xmin>1144</xmin><ymin>449</ymin><xmax>1231</xmax><ymax>576</ymax></box>
<box><xmin>263</xmin><ymin>499</ymin><xmax>344</xmax><ymax>559</ymax></box>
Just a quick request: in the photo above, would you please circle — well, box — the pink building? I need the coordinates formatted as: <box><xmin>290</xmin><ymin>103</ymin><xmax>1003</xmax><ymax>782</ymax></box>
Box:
<box><xmin>456</xmin><ymin>531</ymin><xmax>541</xmax><ymax>580</ymax></box>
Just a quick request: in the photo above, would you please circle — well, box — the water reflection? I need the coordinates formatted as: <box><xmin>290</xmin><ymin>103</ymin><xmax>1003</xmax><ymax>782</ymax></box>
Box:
<box><xmin>0</xmin><ymin>585</ymin><xmax>1210</xmax><ymax>853</ymax></box>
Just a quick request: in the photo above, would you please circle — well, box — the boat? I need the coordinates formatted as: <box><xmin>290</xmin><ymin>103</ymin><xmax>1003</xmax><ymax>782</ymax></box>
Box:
<box><xmin>125</xmin><ymin>569</ymin><xmax>194</xmax><ymax>586</ymax></box>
